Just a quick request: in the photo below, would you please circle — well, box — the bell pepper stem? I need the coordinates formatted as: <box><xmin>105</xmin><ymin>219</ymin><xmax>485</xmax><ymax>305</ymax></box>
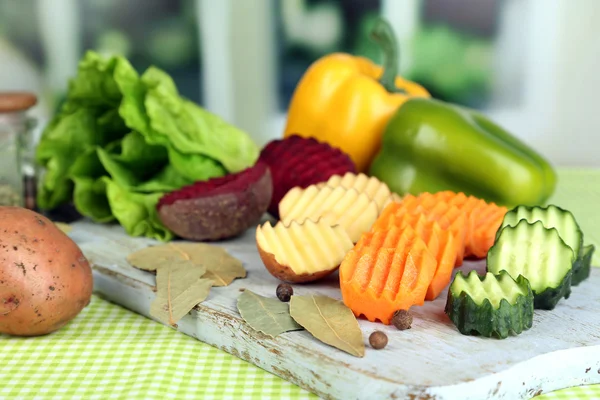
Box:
<box><xmin>370</xmin><ymin>18</ymin><xmax>405</xmax><ymax>94</ymax></box>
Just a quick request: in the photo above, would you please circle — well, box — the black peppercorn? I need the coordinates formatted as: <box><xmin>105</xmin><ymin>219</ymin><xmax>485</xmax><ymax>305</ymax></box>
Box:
<box><xmin>369</xmin><ymin>331</ymin><xmax>388</xmax><ymax>349</ymax></box>
<box><xmin>391</xmin><ymin>309</ymin><xmax>413</xmax><ymax>330</ymax></box>
<box><xmin>276</xmin><ymin>283</ymin><xmax>293</xmax><ymax>302</ymax></box>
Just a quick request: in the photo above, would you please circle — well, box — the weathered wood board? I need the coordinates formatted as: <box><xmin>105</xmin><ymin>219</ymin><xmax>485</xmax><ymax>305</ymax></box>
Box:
<box><xmin>69</xmin><ymin>219</ymin><xmax>600</xmax><ymax>400</ymax></box>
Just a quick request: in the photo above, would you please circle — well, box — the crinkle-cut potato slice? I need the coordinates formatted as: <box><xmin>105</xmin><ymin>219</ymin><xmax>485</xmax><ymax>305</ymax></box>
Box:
<box><xmin>256</xmin><ymin>219</ymin><xmax>354</xmax><ymax>283</ymax></box>
<box><xmin>316</xmin><ymin>172</ymin><xmax>401</xmax><ymax>211</ymax></box>
<box><xmin>279</xmin><ymin>185</ymin><xmax>379</xmax><ymax>243</ymax></box>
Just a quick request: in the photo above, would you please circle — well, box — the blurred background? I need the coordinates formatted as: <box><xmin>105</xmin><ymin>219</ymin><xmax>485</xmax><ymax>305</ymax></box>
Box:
<box><xmin>0</xmin><ymin>0</ymin><xmax>598</xmax><ymax>166</ymax></box>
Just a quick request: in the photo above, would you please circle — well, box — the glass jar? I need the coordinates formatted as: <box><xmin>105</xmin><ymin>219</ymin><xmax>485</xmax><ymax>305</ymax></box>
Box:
<box><xmin>0</xmin><ymin>92</ymin><xmax>37</xmax><ymax>209</ymax></box>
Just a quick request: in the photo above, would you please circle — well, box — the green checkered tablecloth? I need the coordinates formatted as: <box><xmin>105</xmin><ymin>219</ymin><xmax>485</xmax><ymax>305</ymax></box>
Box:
<box><xmin>0</xmin><ymin>168</ymin><xmax>599</xmax><ymax>399</ymax></box>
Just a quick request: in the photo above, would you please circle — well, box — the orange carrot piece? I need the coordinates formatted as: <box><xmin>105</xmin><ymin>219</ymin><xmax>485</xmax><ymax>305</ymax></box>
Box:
<box><xmin>371</xmin><ymin>196</ymin><xmax>467</xmax><ymax>266</ymax></box>
<box><xmin>426</xmin><ymin>191</ymin><xmax>507</xmax><ymax>258</ymax></box>
<box><xmin>371</xmin><ymin>211</ymin><xmax>458</xmax><ymax>301</ymax></box>
<box><xmin>339</xmin><ymin>225</ymin><xmax>437</xmax><ymax>324</ymax></box>
<box><xmin>424</xmin><ymin>226</ymin><xmax>457</xmax><ymax>300</ymax></box>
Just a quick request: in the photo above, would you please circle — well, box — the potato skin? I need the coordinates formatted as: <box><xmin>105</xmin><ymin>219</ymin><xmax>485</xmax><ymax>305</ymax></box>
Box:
<box><xmin>257</xmin><ymin>244</ymin><xmax>338</xmax><ymax>283</ymax></box>
<box><xmin>158</xmin><ymin>168</ymin><xmax>273</xmax><ymax>241</ymax></box>
<box><xmin>0</xmin><ymin>207</ymin><xmax>93</xmax><ymax>336</ymax></box>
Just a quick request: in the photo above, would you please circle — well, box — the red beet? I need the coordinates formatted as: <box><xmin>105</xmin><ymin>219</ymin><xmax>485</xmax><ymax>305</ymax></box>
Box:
<box><xmin>258</xmin><ymin>135</ymin><xmax>356</xmax><ymax>218</ymax></box>
<box><xmin>157</xmin><ymin>161</ymin><xmax>272</xmax><ymax>241</ymax></box>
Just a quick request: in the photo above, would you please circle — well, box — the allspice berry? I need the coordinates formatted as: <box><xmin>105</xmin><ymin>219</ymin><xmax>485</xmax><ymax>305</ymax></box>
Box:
<box><xmin>276</xmin><ymin>283</ymin><xmax>293</xmax><ymax>302</ymax></box>
<box><xmin>391</xmin><ymin>309</ymin><xmax>413</xmax><ymax>330</ymax></box>
<box><xmin>369</xmin><ymin>331</ymin><xmax>388</xmax><ymax>349</ymax></box>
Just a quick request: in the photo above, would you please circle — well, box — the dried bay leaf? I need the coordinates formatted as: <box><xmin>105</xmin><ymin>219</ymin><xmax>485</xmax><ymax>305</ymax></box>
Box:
<box><xmin>126</xmin><ymin>242</ymin><xmax>222</xmax><ymax>271</ymax></box>
<box><xmin>126</xmin><ymin>242</ymin><xmax>246</xmax><ymax>286</ymax></box>
<box><xmin>290</xmin><ymin>295</ymin><xmax>365</xmax><ymax>357</ymax></box>
<box><xmin>203</xmin><ymin>255</ymin><xmax>246</xmax><ymax>287</ymax></box>
<box><xmin>149</xmin><ymin>260</ymin><xmax>212</xmax><ymax>326</ymax></box>
<box><xmin>237</xmin><ymin>290</ymin><xmax>302</xmax><ymax>337</ymax></box>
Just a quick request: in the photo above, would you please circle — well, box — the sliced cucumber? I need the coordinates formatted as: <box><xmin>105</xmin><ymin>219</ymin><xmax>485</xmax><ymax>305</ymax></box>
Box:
<box><xmin>573</xmin><ymin>244</ymin><xmax>595</xmax><ymax>285</ymax></box>
<box><xmin>497</xmin><ymin>204</ymin><xmax>586</xmax><ymax>284</ymax></box>
<box><xmin>488</xmin><ymin>219</ymin><xmax>574</xmax><ymax>310</ymax></box>
<box><xmin>444</xmin><ymin>270</ymin><xmax>533</xmax><ymax>339</ymax></box>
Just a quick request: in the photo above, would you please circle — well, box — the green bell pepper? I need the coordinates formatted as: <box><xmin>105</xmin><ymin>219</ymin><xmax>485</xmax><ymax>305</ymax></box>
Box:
<box><xmin>369</xmin><ymin>98</ymin><xmax>557</xmax><ymax>207</ymax></box>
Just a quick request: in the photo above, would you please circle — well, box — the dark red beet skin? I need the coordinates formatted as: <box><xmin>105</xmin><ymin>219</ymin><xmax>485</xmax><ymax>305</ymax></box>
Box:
<box><xmin>258</xmin><ymin>135</ymin><xmax>356</xmax><ymax>218</ymax></box>
<box><xmin>157</xmin><ymin>162</ymin><xmax>273</xmax><ymax>241</ymax></box>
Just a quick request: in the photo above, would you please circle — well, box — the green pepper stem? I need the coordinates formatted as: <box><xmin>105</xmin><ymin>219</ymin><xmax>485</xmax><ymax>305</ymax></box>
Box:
<box><xmin>370</xmin><ymin>18</ymin><xmax>405</xmax><ymax>94</ymax></box>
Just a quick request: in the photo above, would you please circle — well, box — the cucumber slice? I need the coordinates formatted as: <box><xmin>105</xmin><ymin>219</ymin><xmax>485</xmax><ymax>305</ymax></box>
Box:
<box><xmin>573</xmin><ymin>244</ymin><xmax>595</xmax><ymax>285</ymax></box>
<box><xmin>488</xmin><ymin>219</ymin><xmax>574</xmax><ymax>310</ymax></box>
<box><xmin>444</xmin><ymin>270</ymin><xmax>533</xmax><ymax>339</ymax></box>
<box><xmin>497</xmin><ymin>204</ymin><xmax>585</xmax><ymax>284</ymax></box>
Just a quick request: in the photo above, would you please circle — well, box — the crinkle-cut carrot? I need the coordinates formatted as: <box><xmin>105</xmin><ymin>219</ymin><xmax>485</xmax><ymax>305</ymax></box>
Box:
<box><xmin>339</xmin><ymin>225</ymin><xmax>437</xmax><ymax>325</ymax></box>
<box><xmin>370</xmin><ymin>211</ymin><xmax>458</xmax><ymax>301</ymax></box>
<box><xmin>424</xmin><ymin>227</ymin><xmax>457</xmax><ymax>300</ymax></box>
<box><xmin>470</xmin><ymin>202</ymin><xmax>508</xmax><ymax>258</ymax></box>
<box><xmin>374</xmin><ymin>191</ymin><xmax>506</xmax><ymax>261</ymax></box>
<box><xmin>374</xmin><ymin>198</ymin><xmax>468</xmax><ymax>266</ymax></box>
<box><xmin>425</xmin><ymin>191</ymin><xmax>507</xmax><ymax>258</ymax></box>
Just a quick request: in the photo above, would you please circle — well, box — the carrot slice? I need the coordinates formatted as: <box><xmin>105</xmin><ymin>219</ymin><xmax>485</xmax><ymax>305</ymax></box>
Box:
<box><xmin>375</xmin><ymin>191</ymin><xmax>506</xmax><ymax>261</ymax></box>
<box><xmin>374</xmin><ymin>198</ymin><xmax>467</xmax><ymax>266</ymax></box>
<box><xmin>424</xmin><ymin>226</ymin><xmax>457</xmax><ymax>300</ymax></box>
<box><xmin>426</xmin><ymin>191</ymin><xmax>507</xmax><ymax>258</ymax></box>
<box><xmin>339</xmin><ymin>225</ymin><xmax>437</xmax><ymax>324</ymax></box>
<box><xmin>370</xmin><ymin>211</ymin><xmax>458</xmax><ymax>301</ymax></box>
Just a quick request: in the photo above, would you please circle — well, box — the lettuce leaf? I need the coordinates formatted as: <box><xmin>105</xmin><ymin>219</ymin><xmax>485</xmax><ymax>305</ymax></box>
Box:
<box><xmin>141</xmin><ymin>67</ymin><xmax>259</xmax><ymax>173</ymax></box>
<box><xmin>97</xmin><ymin>147</ymin><xmax>192</xmax><ymax>193</ymax></box>
<box><xmin>68</xmin><ymin>144</ymin><xmax>189</xmax><ymax>234</ymax></box>
<box><xmin>167</xmin><ymin>147</ymin><xmax>226</xmax><ymax>182</ymax></box>
<box><xmin>36</xmin><ymin>107</ymin><xmax>125</xmax><ymax>209</ymax></box>
<box><xmin>103</xmin><ymin>178</ymin><xmax>173</xmax><ymax>241</ymax></box>
<box><xmin>66</xmin><ymin>51</ymin><xmax>122</xmax><ymax>108</ymax></box>
<box><xmin>72</xmin><ymin>177</ymin><xmax>114</xmax><ymax>223</ymax></box>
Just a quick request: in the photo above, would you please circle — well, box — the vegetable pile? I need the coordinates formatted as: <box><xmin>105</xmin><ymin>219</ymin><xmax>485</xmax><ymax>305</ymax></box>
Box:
<box><xmin>27</xmin><ymin>15</ymin><xmax>597</xmax><ymax>353</ymax></box>
<box><xmin>336</xmin><ymin>190</ymin><xmax>507</xmax><ymax>325</ymax></box>
<box><xmin>257</xmin><ymin>174</ymin><xmax>595</xmax><ymax>341</ymax></box>
<box><xmin>36</xmin><ymin>51</ymin><xmax>259</xmax><ymax>241</ymax></box>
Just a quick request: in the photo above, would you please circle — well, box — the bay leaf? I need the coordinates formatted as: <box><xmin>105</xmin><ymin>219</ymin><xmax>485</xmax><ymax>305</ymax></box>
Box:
<box><xmin>202</xmin><ymin>255</ymin><xmax>246</xmax><ymax>287</ymax></box>
<box><xmin>149</xmin><ymin>260</ymin><xmax>212</xmax><ymax>326</ymax></box>
<box><xmin>237</xmin><ymin>290</ymin><xmax>302</xmax><ymax>337</ymax></box>
<box><xmin>290</xmin><ymin>295</ymin><xmax>365</xmax><ymax>357</ymax></box>
<box><xmin>126</xmin><ymin>242</ymin><xmax>246</xmax><ymax>286</ymax></box>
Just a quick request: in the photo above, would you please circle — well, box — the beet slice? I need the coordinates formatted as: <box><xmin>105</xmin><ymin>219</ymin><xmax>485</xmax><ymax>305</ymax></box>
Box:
<box><xmin>157</xmin><ymin>161</ymin><xmax>272</xmax><ymax>241</ymax></box>
<box><xmin>258</xmin><ymin>135</ymin><xmax>356</xmax><ymax>218</ymax></box>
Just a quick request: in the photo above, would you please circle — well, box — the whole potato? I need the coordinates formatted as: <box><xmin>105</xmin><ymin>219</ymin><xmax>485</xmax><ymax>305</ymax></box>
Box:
<box><xmin>0</xmin><ymin>207</ymin><xmax>93</xmax><ymax>336</ymax></box>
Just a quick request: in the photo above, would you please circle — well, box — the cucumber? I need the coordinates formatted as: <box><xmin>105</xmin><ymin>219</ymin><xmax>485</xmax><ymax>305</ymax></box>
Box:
<box><xmin>444</xmin><ymin>270</ymin><xmax>533</xmax><ymax>339</ymax></box>
<box><xmin>574</xmin><ymin>244</ymin><xmax>595</xmax><ymax>285</ymax></box>
<box><xmin>497</xmin><ymin>204</ymin><xmax>586</xmax><ymax>284</ymax></box>
<box><xmin>488</xmin><ymin>219</ymin><xmax>574</xmax><ymax>310</ymax></box>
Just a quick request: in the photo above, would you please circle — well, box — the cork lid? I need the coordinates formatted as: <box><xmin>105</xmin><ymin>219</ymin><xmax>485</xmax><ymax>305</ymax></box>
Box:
<box><xmin>0</xmin><ymin>92</ymin><xmax>37</xmax><ymax>113</ymax></box>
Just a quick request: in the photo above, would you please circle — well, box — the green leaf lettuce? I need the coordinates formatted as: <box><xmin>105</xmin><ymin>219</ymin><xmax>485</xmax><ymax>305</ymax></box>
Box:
<box><xmin>35</xmin><ymin>50</ymin><xmax>259</xmax><ymax>240</ymax></box>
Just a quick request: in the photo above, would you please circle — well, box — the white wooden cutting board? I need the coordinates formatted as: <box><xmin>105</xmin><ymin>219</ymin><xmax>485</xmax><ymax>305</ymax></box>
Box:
<box><xmin>68</xmin><ymin>219</ymin><xmax>600</xmax><ymax>400</ymax></box>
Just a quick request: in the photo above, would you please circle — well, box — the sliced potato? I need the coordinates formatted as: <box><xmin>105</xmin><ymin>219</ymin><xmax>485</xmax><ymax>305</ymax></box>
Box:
<box><xmin>279</xmin><ymin>185</ymin><xmax>378</xmax><ymax>243</ymax></box>
<box><xmin>316</xmin><ymin>172</ymin><xmax>402</xmax><ymax>211</ymax></box>
<box><xmin>256</xmin><ymin>219</ymin><xmax>354</xmax><ymax>283</ymax></box>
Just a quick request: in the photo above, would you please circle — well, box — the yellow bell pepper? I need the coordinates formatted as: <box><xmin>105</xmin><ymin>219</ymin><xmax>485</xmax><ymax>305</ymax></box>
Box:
<box><xmin>283</xmin><ymin>18</ymin><xmax>430</xmax><ymax>172</ymax></box>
